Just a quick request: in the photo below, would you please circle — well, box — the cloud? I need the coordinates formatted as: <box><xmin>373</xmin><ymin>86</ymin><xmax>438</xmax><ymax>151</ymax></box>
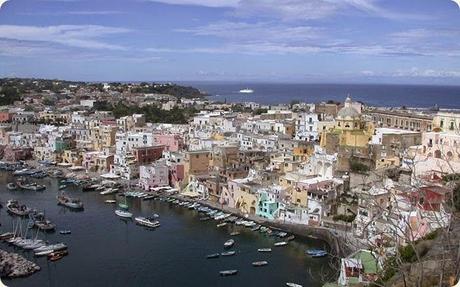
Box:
<box><xmin>19</xmin><ymin>10</ymin><xmax>124</xmax><ymax>16</ymax></box>
<box><xmin>176</xmin><ymin>21</ymin><xmax>321</xmax><ymax>43</ymax></box>
<box><xmin>0</xmin><ymin>0</ymin><xmax>9</xmax><ymax>10</ymax></box>
<box><xmin>0</xmin><ymin>25</ymin><xmax>129</xmax><ymax>50</ymax></box>
<box><xmin>148</xmin><ymin>0</ymin><xmax>240</xmax><ymax>8</ymax></box>
<box><xmin>393</xmin><ymin>67</ymin><xmax>460</xmax><ymax>78</ymax></box>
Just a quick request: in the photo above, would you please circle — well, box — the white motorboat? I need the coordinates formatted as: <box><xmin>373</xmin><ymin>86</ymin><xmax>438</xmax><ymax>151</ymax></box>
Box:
<box><xmin>115</xmin><ymin>209</ymin><xmax>132</xmax><ymax>218</ymax></box>
<box><xmin>34</xmin><ymin>243</ymin><xmax>67</xmax><ymax>253</ymax></box>
<box><xmin>274</xmin><ymin>241</ymin><xmax>288</xmax><ymax>247</ymax></box>
<box><xmin>224</xmin><ymin>239</ymin><xmax>235</xmax><ymax>248</ymax></box>
<box><xmin>134</xmin><ymin>217</ymin><xmax>160</xmax><ymax>228</ymax></box>
<box><xmin>239</xmin><ymin>88</ymin><xmax>254</xmax><ymax>94</ymax></box>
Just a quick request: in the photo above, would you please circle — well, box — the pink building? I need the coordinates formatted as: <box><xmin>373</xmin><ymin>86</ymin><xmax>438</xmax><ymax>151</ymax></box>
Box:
<box><xmin>169</xmin><ymin>163</ymin><xmax>185</xmax><ymax>186</ymax></box>
<box><xmin>139</xmin><ymin>161</ymin><xmax>170</xmax><ymax>191</ymax></box>
<box><xmin>0</xmin><ymin>112</ymin><xmax>13</xmax><ymax>123</ymax></box>
<box><xmin>154</xmin><ymin>134</ymin><xmax>184</xmax><ymax>152</ymax></box>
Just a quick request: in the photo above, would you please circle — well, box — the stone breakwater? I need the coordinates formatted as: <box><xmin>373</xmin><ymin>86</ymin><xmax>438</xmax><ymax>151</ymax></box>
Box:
<box><xmin>0</xmin><ymin>249</ymin><xmax>40</xmax><ymax>278</ymax></box>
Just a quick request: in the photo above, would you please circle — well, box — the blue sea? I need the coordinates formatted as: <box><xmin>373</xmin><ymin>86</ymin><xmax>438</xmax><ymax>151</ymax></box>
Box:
<box><xmin>184</xmin><ymin>82</ymin><xmax>460</xmax><ymax>109</ymax></box>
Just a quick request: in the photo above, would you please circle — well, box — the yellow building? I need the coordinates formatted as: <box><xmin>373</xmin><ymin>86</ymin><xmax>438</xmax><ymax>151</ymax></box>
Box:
<box><xmin>61</xmin><ymin>150</ymin><xmax>83</xmax><ymax>166</ymax></box>
<box><xmin>89</xmin><ymin>125</ymin><xmax>116</xmax><ymax>151</ymax></box>
<box><xmin>320</xmin><ymin>97</ymin><xmax>374</xmax><ymax>170</ymax></box>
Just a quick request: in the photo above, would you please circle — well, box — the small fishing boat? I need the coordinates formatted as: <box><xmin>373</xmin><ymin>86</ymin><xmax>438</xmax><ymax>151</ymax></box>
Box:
<box><xmin>6</xmin><ymin>200</ymin><xmax>31</xmax><ymax>216</ymax></box>
<box><xmin>100</xmin><ymin>188</ymin><xmax>118</xmax><ymax>195</ymax></box>
<box><xmin>35</xmin><ymin>250</ymin><xmax>53</xmax><ymax>257</ymax></box>
<box><xmin>251</xmin><ymin>225</ymin><xmax>261</xmax><ymax>232</ymax></box>
<box><xmin>230</xmin><ymin>231</ymin><xmax>240</xmax><ymax>236</ymax></box>
<box><xmin>134</xmin><ymin>217</ymin><xmax>160</xmax><ymax>228</ymax></box>
<box><xmin>217</xmin><ymin>222</ymin><xmax>227</xmax><ymax>228</ymax></box>
<box><xmin>286</xmin><ymin>283</ymin><xmax>303</xmax><ymax>287</ymax></box>
<box><xmin>224</xmin><ymin>239</ymin><xmax>235</xmax><ymax>248</ymax></box>
<box><xmin>0</xmin><ymin>232</ymin><xmax>14</xmax><ymax>240</ymax></box>
<box><xmin>7</xmin><ymin>183</ymin><xmax>17</xmax><ymax>190</ymax></box>
<box><xmin>310</xmin><ymin>250</ymin><xmax>328</xmax><ymax>258</ymax></box>
<box><xmin>59</xmin><ymin>230</ymin><xmax>71</xmax><ymax>235</ymax></box>
<box><xmin>115</xmin><ymin>209</ymin><xmax>133</xmax><ymax>218</ymax></box>
<box><xmin>34</xmin><ymin>243</ymin><xmax>67</xmax><ymax>253</ymax></box>
<box><xmin>274</xmin><ymin>241</ymin><xmax>288</xmax><ymax>247</ymax></box>
<box><xmin>219</xmin><ymin>270</ymin><xmax>238</xmax><ymax>277</ymax></box>
<box><xmin>57</xmin><ymin>193</ymin><xmax>84</xmax><ymax>210</ymax></box>
<box><xmin>206</xmin><ymin>253</ymin><xmax>220</xmax><ymax>259</ymax></box>
<box><xmin>221</xmin><ymin>251</ymin><xmax>236</xmax><ymax>257</ymax></box>
<box><xmin>30</xmin><ymin>211</ymin><xmax>55</xmax><ymax>230</ymax></box>
<box><xmin>277</xmin><ymin>232</ymin><xmax>288</xmax><ymax>238</ymax></box>
<box><xmin>306</xmin><ymin>249</ymin><xmax>325</xmax><ymax>255</ymax></box>
<box><xmin>17</xmin><ymin>180</ymin><xmax>46</xmax><ymax>191</ymax></box>
<box><xmin>257</xmin><ymin>248</ymin><xmax>272</xmax><ymax>253</ymax></box>
<box><xmin>286</xmin><ymin>235</ymin><xmax>295</xmax><ymax>241</ymax></box>
<box><xmin>252</xmin><ymin>261</ymin><xmax>268</xmax><ymax>267</ymax></box>
<box><xmin>48</xmin><ymin>250</ymin><xmax>68</xmax><ymax>261</ymax></box>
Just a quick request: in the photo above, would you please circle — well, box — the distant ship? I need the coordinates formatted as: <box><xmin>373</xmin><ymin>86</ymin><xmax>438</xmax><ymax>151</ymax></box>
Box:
<box><xmin>239</xmin><ymin>88</ymin><xmax>254</xmax><ymax>94</ymax></box>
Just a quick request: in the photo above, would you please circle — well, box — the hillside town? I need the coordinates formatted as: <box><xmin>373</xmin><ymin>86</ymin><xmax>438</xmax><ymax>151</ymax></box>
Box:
<box><xmin>0</xmin><ymin>79</ymin><xmax>459</xmax><ymax>286</ymax></box>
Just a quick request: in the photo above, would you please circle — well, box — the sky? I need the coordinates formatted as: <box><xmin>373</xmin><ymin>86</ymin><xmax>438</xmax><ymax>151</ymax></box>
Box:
<box><xmin>0</xmin><ymin>0</ymin><xmax>460</xmax><ymax>84</ymax></box>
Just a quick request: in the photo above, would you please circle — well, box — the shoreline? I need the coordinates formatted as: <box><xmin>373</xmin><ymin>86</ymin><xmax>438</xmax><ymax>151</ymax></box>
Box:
<box><xmin>0</xmin><ymin>249</ymin><xmax>40</xmax><ymax>279</ymax></box>
<box><xmin>168</xmin><ymin>194</ymin><xmax>352</xmax><ymax>258</ymax></box>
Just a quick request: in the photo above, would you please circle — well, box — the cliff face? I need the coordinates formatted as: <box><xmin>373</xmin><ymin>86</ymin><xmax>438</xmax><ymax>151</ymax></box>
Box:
<box><xmin>388</xmin><ymin>215</ymin><xmax>460</xmax><ymax>287</ymax></box>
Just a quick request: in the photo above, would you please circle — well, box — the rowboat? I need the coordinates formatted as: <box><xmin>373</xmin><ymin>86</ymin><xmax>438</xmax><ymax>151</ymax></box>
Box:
<box><xmin>219</xmin><ymin>270</ymin><xmax>238</xmax><ymax>276</ymax></box>
<box><xmin>115</xmin><ymin>209</ymin><xmax>132</xmax><ymax>218</ymax></box>
<box><xmin>206</xmin><ymin>253</ymin><xmax>220</xmax><ymax>259</ymax></box>
<box><xmin>274</xmin><ymin>241</ymin><xmax>288</xmax><ymax>247</ymax></box>
<box><xmin>252</xmin><ymin>261</ymin><xmax>268</xmax><ymax>267</ymax></box>
<box><xmin>134</xmin><ymin>217</ymin><xmax>160</xmax><ymax>228</ymax></box>
<box><xmin>224</xmin><ymin>239</ymin><xmax>235</xmax><ymax>248</ymax></box>
<box><xmin>221</xmin><ymin>251</ymin><xmax>236</xmax><ymax>257</ymax></box>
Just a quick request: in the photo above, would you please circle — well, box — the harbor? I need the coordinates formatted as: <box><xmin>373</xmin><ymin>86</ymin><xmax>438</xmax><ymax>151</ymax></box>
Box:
<box><xmin>0</xmin><ymin>171</ymin><xmax>331</xmax><ymax>287</ymax></box>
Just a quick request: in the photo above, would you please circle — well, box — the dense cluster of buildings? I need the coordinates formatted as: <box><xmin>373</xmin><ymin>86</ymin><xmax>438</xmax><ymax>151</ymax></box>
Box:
<box><xmin>1</xmin><ymin>80</ymin><xmax>459</xmax><ymax>285</ymax></box>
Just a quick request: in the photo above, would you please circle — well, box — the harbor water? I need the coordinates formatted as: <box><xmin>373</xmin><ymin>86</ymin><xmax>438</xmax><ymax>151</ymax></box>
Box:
<box><xmin>0</xmin><ymin>172</ymin><xmax>333</xmax><ymax>287</ymax></box>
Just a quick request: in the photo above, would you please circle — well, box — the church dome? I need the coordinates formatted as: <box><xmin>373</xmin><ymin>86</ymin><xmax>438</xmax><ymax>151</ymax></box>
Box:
<box><xmin>337</xmin><ymin>96</ymin><xmax>360</xmax><ymax>119</ymax></box>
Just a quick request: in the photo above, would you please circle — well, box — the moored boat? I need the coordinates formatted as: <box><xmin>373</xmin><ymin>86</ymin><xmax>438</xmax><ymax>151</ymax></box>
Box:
<box><xmin>48</xmin><ymin>250</ymin><xmax>68</xmax><ymax>261</ymax></box>
<box><xmin>134</xmin><ymin>217</ymin><xmax>160</xmax><ymax>228</ymax></box>
<box><xmin>286</xmin><ymin>283</ymin><xmax>303</xmax><ymax>287</ymax></box>
<box><xmin>115</xmin><ymin>209</ymin><xmax>133</xmax><ymax>218</ymax></box>
<box><xmin>221</xmin><ymin>251</ymin><xmax>236</xmax><ymax>257</ymax></box>
<box><xmin>230</xmin><ymin>231</ymin><xmax>240</xmax><ymax>236</ymax></box>
<box><xmin>286</xmin><ymin>235</ymin><xmax>295</xmax><ymax>241</ymax></box>
<box><xmin>257</xmin><ymin>248</ymin><xmax>272</xmax><ymax>253</ymax></box>
<box><xmin>216</xmin><ymin>222</ymin><xmax>227</xmax><ymax>228</ymax></box>
<box><xmin>252</xmin><ymin>261</ymin><xmax>268</xmax><ymax>267</ymax></box>
<box><xmin>16</xmin><ymin>180</ymin><xmax>46</xmax><ymax>191</ymax></box>
<box><xmin>224</xmin><ymin>239</ymin><xmax>235</xmax><ymax>248</ymax></box>
<box><xmin>274</xmin><ymin>241</ymin><xmax>288</xmax><ymax>247</ymax></box>
<box><xmin>105</xmin><ymin>200</ymin><xmax>116</xmax><ymax>204</ymax></box>
<box><xmin>219</xmin><ymin>270</ymin><xmax>238</xmax><ymax>276</ymax></box>
<box><xmin>59</xmin><ymin>230</ymin><xmax>71</xmax><ymax>235</ymax></box>
<box><xmin>7</xmin><ymin>183</ymin><xmax>17</xmax><ymax>190</ymax></box>
<box><xmin>31</xmin><ymin>212</ymin><xmax>56</xmax><ymax>231</ymax></box>
<box><xmin>57</xmin><ymin>193</ymin><xmax>84</xmax><ymax>210</ymax></box>
<box><xmin>34</xmin><ymin>243</ymin><xmax>67</xmax><ymax>253</ymax></box>
<box><xmin>206</xmin><ymin>253</ymin><xmax>220</xmax><ymax>259</ymax></box>
<box><xmin>6</xmin><ymin>200</ymin><xmax>31</xmax><ymax>216</ymax></box>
